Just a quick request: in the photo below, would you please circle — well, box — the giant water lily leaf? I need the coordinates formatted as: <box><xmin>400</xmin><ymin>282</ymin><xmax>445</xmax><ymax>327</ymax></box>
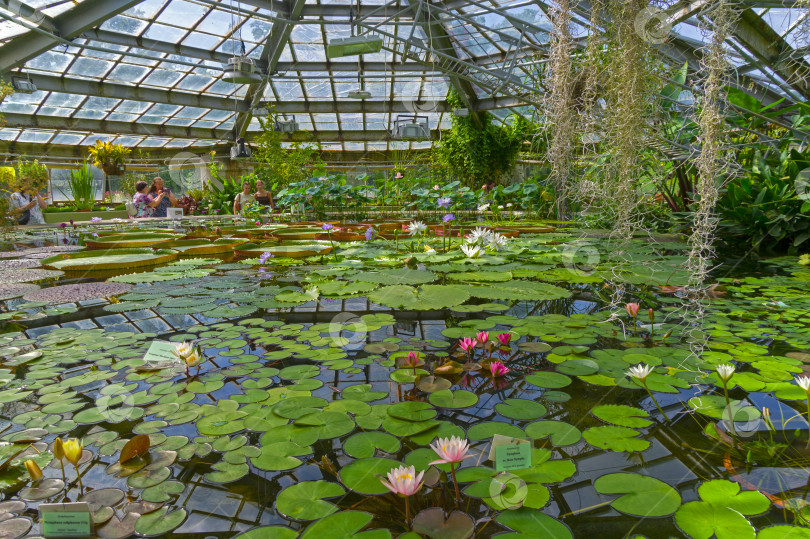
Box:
<box><xmin>352</xmin><ymin>269</ymin><xmax>437</xmax><ymax>285</ymax></box>
<box><xmin>594</xmin><ymin>473</ymin><xmax>681</xmax><ymax>517</ymax></box>
<box><xmin>674</xmin><ymin>480</ymin><xmax>770</xmax><ymax>539</ymax></box>
<box><xmin>368</xmin><ymin>284</ymin><xmax>470</xmax><ymax>310</ymax></box>
<box><xmin>276</xmin><ymin>480</ymin><xmax>346</xmax><ymax>520</ymax></box>
<box><xmin>41</xmin><ymin>249</ymin><xmax>178</xmax><ymax>272</ymax></box>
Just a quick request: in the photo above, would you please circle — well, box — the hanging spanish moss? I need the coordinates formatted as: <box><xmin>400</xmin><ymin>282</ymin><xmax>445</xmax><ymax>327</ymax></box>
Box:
<box><xmin>604</xmin><ymin>0</ymin><xmax>652</xmax><ymax>243</ymax></box>
<box><xmin>687</xmin><ymin>0</ymin><xmax>737</xmax><ymax>289</ymax></box>
<box><xmin>547</xmin><ymin>0</ymin><xmax>576</xmax><ymax>220</ymax></box>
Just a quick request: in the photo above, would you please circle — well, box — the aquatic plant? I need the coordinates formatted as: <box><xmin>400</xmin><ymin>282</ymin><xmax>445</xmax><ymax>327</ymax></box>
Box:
<box><xmin>380</xmin><ymin>464</ymin><xmax>424</xmax><ymax>526</ymax></box>
<box><xmin>429</xmin><ymin>436</ymin><xmax>470</xmax><ymax>505</ymax></box>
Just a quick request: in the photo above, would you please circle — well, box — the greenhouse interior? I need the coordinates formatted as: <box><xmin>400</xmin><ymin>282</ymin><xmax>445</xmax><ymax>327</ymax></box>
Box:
<box><xmin>0</xmin><ymin>0</ymin><xmax>809</xmax><ymax>537</ymax></box>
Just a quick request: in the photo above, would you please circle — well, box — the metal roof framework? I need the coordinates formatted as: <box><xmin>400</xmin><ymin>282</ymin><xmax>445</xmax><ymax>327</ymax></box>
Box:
<box><xmin>0</xmin><ymin>0</ymin><xmax>806</xmax><ymax>157</ymax></box>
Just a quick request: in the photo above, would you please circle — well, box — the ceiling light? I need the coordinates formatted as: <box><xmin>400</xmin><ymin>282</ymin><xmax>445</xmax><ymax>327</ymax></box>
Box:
<box><xmin>11</xmin><ymin>76</ymin><xmax>36</xmax><ymax>94</ymax></box>
<box><xmin>221</xmin><ymin>57</ymin><xmax>263</xmax><ymax>84</ymax></box>
<box><xmin>274</xmin><ymin>118</ymin><xmax>299</xmax><ymax>133</ymax></box>
<box><xmin>393</xmin><ymin>114</ymin><xmax>429</xmax><ymax>140</ymax></box>
<box><xmin>327</xmin><ymin>35</ymin><xmax>383</xmax><ymax>59</ymax></box>
<box><xmin>230</xmin><ymin>137</ymin><xmax>252</xmax><ymax>160</ymax></box>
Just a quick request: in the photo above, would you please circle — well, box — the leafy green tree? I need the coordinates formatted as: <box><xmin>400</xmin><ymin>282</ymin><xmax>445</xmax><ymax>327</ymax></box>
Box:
<box><xmin>253</xmin><ymin>111</ymin><xmax>324</xmax><ymax>191</ymax></box>
<box><xmin>434</xmin><ymin>91</ymin><xmax>534</xmax><ymax>188</ymax></box>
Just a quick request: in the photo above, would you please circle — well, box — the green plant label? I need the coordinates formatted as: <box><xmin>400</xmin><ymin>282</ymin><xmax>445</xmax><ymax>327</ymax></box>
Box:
<box><xmin>492</xmin><ymin>434</ymin><xmax>532</xmax><ymax>472</ymax></box>
<box><xmin>39</xmin><ymin>502</ymin><xmax>92</xmax><ymax>537</ymax></box>
<box><xmin>143</xmin><ymin>340</ymin><xmax>181</xmax><ymax>366</ymax></box>
<box><xmin>495</xmin><ymin>443</ymin><xmax>532</xmax><ymax>472</ymax></box>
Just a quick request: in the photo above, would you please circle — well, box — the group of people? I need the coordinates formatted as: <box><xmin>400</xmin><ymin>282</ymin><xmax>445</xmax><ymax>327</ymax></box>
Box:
<box><xmin>233</xmin><ymin>179</ymin><xmax>274</xmax><ymax>214</ymax></box>
<box><xmin>132</xmin><ymin>177</ymin><xmax>177</xmax><ymax>218</ymax></box>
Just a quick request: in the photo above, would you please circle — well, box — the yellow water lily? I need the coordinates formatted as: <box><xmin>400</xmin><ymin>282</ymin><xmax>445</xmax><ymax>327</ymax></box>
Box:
<box><xmin>24</xmin><ymin>460</ymin><xmax>43</xmax><ymax>481</ymax></box>
<box><xmin>62</xmin><ymin>438</ymin><xmax>82</xmax><ymax>466</ymax></box>
<box><xmin>53</xmin><ymin>437</ymin><xmax>66</xmax><ymax>481</ymax></box>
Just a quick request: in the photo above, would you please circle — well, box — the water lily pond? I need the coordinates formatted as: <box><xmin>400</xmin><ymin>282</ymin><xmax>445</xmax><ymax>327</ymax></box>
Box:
<box><xmin>0</xmin><ymin>220</ymin><xmax>809</xmax><ymax>539</ymax></box>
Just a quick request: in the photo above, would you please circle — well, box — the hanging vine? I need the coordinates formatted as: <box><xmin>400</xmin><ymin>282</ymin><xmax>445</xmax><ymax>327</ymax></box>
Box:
<box><xmin>547</xmin><ymin>0</ymin><xmax>576</xmax><ymax>220</ymax></box>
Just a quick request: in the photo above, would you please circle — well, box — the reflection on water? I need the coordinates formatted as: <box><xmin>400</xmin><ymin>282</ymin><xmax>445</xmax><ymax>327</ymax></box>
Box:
<box><xmin>0</xmin><ymin>227</ymin><xmax>808</xmax><ymax>538</ymax></box>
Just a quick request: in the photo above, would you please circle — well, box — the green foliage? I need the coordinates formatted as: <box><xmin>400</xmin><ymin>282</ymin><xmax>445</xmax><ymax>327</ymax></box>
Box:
<box><xmin>14</xmin><ymin>158</ymin><xmax>48</xmax><ymax>190</ymax></box>
<box><xmin>434</xmin><ymin>91</ymin><xmax>533</xmax><ymax>187</ymax></box>
<box><xmin>253</xmin><ymin>111</ymin><xmax>324</xmax><ymax>190</ymax></box>
<box><xmin>274</xmin><ymin>175</ymin><xmax>373</xmax><ymax>217</ymax></box>
<box><xmin>58</xmin><ymin>163</ymin><xmax>95</xmax><ymax>210</ymax></box>
<box><xmin>716</xmin><ymin>146</ymin><xmax>810</xmax><ymax>252</ymax></box>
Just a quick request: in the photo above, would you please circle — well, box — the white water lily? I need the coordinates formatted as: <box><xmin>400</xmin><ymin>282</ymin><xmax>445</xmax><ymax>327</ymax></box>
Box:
<box><xmin>488</xmin><ymin>232</ymin><xmax>508</xmax><ymax>251</ymax></box>
<box><xmin>478</xmin><ymin>203</ymin><xmax>490</xmax><ymax>212</ymax></box>
<box><xmin>497</xmin><ymin>205</ymin><xmax>504</xmax><ymax>210</ymax></box>
<box><xmin>716</xmin><ymin>364</ymin><xmax>735</xmax><ymax>383</ymax></box>
<box><xmin>461</xmin><ymin>244</ymin><xmax>481</xmax><ymax>258</ymax></box>
<box><xmin>407</xmin><ymin>221</ymin><xmax>427</xmax><ymax>236</ymax></box>
<box><xmin>467</xmin><ymin>227</ymin><xmax>491</xmax><ymax>245</ymax></box>
<box><xmin>184</xmin><ymin>348</ymin><xmax>202</xmax><ymax>368</ymax></box>
<box><xmin>172</xmin><ymin>341</ymin><xmax>194</xmax><ymax>359</ymax></box>
<box><xmin>506</xmin><ymin>203</ymin><xmax>513</xmax><ymax>208</ymax></box>
<box><xmin>796</xmin><ymin>376</ymin><xmax>810</xmax><ymax>392</ymax></box>
<box><xmin>626</xmin><ymin>363</ymin><xmax>654</xmax><ymax>382</ymax></box>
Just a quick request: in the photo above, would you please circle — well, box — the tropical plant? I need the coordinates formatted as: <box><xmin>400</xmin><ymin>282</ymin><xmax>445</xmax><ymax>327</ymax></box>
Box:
<box><xmin>253</xmin><ymin>110</ymin><xmax>324</xmax><ymax>191</ymax></box>
<box><xmin>433</xmin><ymin>91</ymin><xmax>534</xmax><ymax>188</ymax></box>
<box><xmin>14</xmin><ymin>158</ymin><xmax>48</xmax><ymax>190</ymax></box>
<box><xmin>716</xmin><ymin>147</ymin><xmax>810</xmax><ymax>252</ymax></box>
<box><xmin>87</xmin><ymin>140</ymin><xmax>130</xmax><ymax>175</ymax></box>
<box><xmin>56</xmin><ymin>163</ymin><xmax>95</xmax><ymax>210</ymax></box>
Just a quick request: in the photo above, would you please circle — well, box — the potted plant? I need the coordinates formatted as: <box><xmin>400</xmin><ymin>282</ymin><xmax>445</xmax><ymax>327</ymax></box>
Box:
<box><xmin>87</xmin><ymin>140</ymin><xmax>130</xmax><ymax>176</ymax></box>
<box><xmin>15</xmin><ymin>158</ymin><xmax>48</xmax><ymax>190</ymax></box>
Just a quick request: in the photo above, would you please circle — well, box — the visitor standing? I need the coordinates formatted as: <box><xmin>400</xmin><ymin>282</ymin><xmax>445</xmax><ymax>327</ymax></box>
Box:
<box><xmin>9</xmin><ymin>180</ymin><xmax>47</xmax><ymax>225</ymax></box>
<box><xmin>233</xmin><ymin>181</ymin><xmax>255</xmax><ymax>214</ymax></box>
<box><xmin>148</xmin><ymin>177</ymin><xmax>177</xmax><ymax>218</ymax></box>
<box><xmin>133</xmin><ymin>180</ymin><xmax>165</xmax><ymax>218</ymax></box>
<box><xmin>254</xmin><ymin>179</ymin><xmax>274</xmax><ymax>210</ymax></box>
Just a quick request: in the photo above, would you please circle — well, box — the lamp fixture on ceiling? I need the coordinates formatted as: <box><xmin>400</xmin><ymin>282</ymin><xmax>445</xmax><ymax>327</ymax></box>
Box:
<box><xmin>11</xmin><ymin>75</ymin><xmax>36</xmax><ymax>94</ymax></box>
<box><xmin>393</xmin><ymin>114</ymin><xmax>429</xmax><ymax>140</ymax></box>
<box><xmin>221</xmin><ymin>0</ymin><xmax>263</xmax><ymax>84</ymax></box>
<box><xmin>326</xmin><ymin>5</ymin><xmax>382</xmax><ymax>59</ymax></box>
<box><xmin>230</xmin><ymin>136</ymin><xmax>252</xmax><ymax>160</ymax></box>
<box><xmin>274</xmin><ymin>115</ymin><xmax>299</xmax><ymax>133</ymax></box>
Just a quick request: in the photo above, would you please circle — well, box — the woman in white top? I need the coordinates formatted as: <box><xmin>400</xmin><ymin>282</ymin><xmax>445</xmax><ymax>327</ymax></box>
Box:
<box><xmin>233</xmin><ymin>181</ymin><xmax>255</xmax><ymax>214</ymax></box>
<box><xmin>9</xmin><ymin>180</ymin><xmax>47</xmax><ymax>225</ymax></box>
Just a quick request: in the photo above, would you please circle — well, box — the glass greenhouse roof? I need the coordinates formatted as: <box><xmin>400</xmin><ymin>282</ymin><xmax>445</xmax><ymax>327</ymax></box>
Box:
<box><xmin>0</xmin><ymin>0</ymin><xmax>807</xmax><ymax>154</ymax></box>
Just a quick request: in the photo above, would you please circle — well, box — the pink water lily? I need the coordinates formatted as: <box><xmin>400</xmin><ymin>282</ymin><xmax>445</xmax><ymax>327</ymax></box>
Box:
<box><xmin>381</xmin><ymin>464</ymin><xmax>424</xmax><ymax>496</ymax></box>
<box><xmin>381</xmin><ymin>464</ymin><xmax>424</xmax><ymax>525</ymax></box>
<box><xmin>625</xmin><ymin>303</ymin><xmax>640</xmax><ymax>318</ymax></box>
<box><xmin>476</xmin><ymin>331</ymin><xmax>489</xmax><ymax>345</ymax></box>
<box><xmin>402</xmin><ymin>351</ymin><xmax>420</xmax><ymax>369</ymax></box>
<box><xmin>429</xmin><ymin>436</ymin><xmax>470</xmax><ymax>465</ymax></box>
<box><xmin>459</xmin><ymin>337</ymin><xmax>477</xmax><ymax>352</ymax></box>
<box><xmin>497</xmin><ymin>332</ymin><xmax>512</xmax><ymax>346</ymax></box>
<box><xmin>489</xmin><ymin>361</ymin><xmax>510</xmax><ymax>377</ymax></box>
<box><xmin>429</xmin><ymin>436</ymin><xmax>469</xmax><ymax>505</ymax></box>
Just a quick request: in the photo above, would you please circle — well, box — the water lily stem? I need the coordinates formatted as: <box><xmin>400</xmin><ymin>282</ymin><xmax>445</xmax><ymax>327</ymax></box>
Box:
<box><xmin>723</xmin><ymin>383</ymin><xmax>737</xmax><ymax>438</ymax></box>
<box><xmin>450</xmin><ymin>462</ymin><xmax>461</xmax><ymax>505</ymax></box>
<box><xmin>74</xmin><ymin>464</ymin><xmax>83</xmax><ymax>491</ymax></box>
<box><xmin>58</xmin><ymin>459</ymin><xmax>65</xmax><ymax>483</ymax></box>
<box><xmin>805</xmin><ymin>395</ymin><xmax>810</xmax><ymax>448</ymax></box>
<box><xmin>642</xmin><ymin>382</ymin><xmax>665</xmax><ymax>417</ymax></box>
<box><xmin>405</xmin><ymin>495</ymin><xmax>410</xmax><ymax>527</ymax></box>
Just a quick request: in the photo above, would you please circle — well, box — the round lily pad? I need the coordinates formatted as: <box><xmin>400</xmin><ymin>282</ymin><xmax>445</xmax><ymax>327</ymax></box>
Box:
<box><xmin>276</xmin><ymin>480</ymin><xmax>346</xmax><ymax>520</ymax></box>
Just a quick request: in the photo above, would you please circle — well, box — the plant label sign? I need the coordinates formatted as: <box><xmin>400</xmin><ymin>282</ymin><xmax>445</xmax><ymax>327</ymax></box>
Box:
<box><xmin>490</xmin><ymin>434</ymin><xmax>532</xmax><ymax>472</ymax></box>
<box><xmin>39</xmin><ymin>502</ymin><xmax>92</xmax><ymax>537</ymax></box>
<box><xmin>142</xmin><ymin>340</ymin><xmax>180</xmax><ymax>367</ymax></box>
